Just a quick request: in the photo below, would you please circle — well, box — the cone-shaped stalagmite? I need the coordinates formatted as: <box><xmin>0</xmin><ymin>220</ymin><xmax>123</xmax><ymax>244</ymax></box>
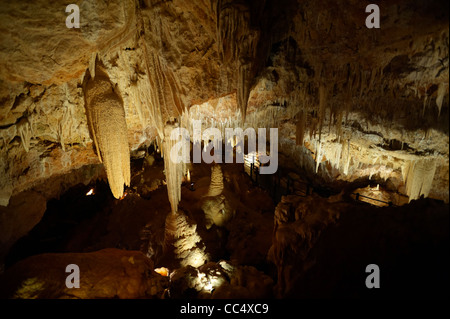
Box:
<box><xmin>164</xmin><ymin>211</ymin><xmax>208</xmax><ymax>268</ymax></box>
<box><xmin>207</xmin><ymin>164</ymin><xmax>224</xmax><ymax>197</ymax></box>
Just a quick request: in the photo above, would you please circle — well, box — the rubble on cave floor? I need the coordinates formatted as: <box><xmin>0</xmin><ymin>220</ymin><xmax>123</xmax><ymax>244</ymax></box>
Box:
<box><xmin>0</xmin><ymin>157</ymin><xmax>448</xmax><ymax>299</ymax></box>
<box><xmin>0</xmin><ymin>157</ymin><xmax>276</xmax><ymax>299</ymax></box>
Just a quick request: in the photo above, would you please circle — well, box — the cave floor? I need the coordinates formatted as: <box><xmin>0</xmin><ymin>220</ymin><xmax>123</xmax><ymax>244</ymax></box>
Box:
<box><xmin>0</xmin><ymin>153</ymin><xmax>448</xmax><ymax>299</ymax></box>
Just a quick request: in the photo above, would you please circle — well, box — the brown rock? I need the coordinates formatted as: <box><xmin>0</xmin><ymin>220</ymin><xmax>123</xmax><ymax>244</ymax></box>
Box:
<box><xmin>0</xmin><ymin>248</ymin><xmax>168</xmax><ymax>299</ymax></box>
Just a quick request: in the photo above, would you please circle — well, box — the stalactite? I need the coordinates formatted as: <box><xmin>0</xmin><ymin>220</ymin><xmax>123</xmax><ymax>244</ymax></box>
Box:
<box><xmin>88</xmin><ymin>53</ymin><xmax>97</xmax><ymax>79</ymax></box>
<box><xmin>315</xmin><ymin>141</ymin><xmax>322</xmax><ymax>173</ymax></box>
<box><xmin>17</xmin><ymin>117</ymin><xmax>32</xmax><ymax>152</ymax></box>
<box><xmin>325</xmin><ymin>142</ymin><xmax>343</xmax><ymax>171</ymax></box>
<box><xmin>318</xmin><ymin>84</ymin><xmax>327</xmax><ymax>142</ymax></box>
<box><xmin>83</xmin><ymin>61</ymin><xmax>130</xmax><ymax>199</ymax></box>
<box><xmin>423</xmin><ymin>94</ymin><xmax>430</xmax><ymax>116</ymax></box>
<box><xmin>335</xmin><ymin>110</ymin><xmax>343</xmax><ymax>143</ymax></box>
<box><xmin>359</xmin><ymin>69</ymin><xmax>366</xmax><ymax>99</ymax></box>
<box><xmin>404</xmin><ymin>158</ymin><xmax>437</xmax><ymax>202</ymax></box>
<box><xmin>244</xmin><ymin>104</ymin><xmax>280</xmax><ymax>130</ymax></box>
<box><xmin>61</xmin><ymin>149</ymin><xmax>72</xmax><ymax>168</ymax></box>
<box><xmin>163</xmin><ymin>124</ymin><xmax>187</xmax><ymax>214</ymax></box>
<box><xmin>343</xmin><ymin>139</ymin><xmax>351</xmax><ymax>176</ymax></box>
<box><xmin>237</xmin><ymin>62</ymin><xmax>252</xmax><ymax>123</ymax></box>
<box><xmin>401</xmin><ymin>160</ymin><xmax>410</xmax><ymax>183</ymax></box>
<box><xmin>309</xmin><ymin>111</ymin><xmax>318</xmax><ymax>140</ymax></box>
<box><xmin>215</xmin><ymin>0</ymin><xmax>261</xmax><ymax>123</ymax></box>
<box><xmin>131</xmin><ymin>11</ymin><xmax>186</xmax><ymax>141</ymax></box>
<box><xmin>122</xmin><ymin>48</ymin><xmax>180</xmax><ymax>140</ymax></box>
<box><xmin>436</xmin><ymin>82</ymin><xmax>447</xmax><ymax>116</ymax></box>
<box><xmin>295</xmin><ymin>110</ymin><xmax>306</xmax><ymax>146</ymax></box>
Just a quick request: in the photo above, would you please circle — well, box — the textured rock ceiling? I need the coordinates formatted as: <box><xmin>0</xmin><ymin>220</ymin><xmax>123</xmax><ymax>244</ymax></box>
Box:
<box><xmin>0</xmin><ymin>0</ymin><xmax>448</xmax><ymax>208</ymax></box>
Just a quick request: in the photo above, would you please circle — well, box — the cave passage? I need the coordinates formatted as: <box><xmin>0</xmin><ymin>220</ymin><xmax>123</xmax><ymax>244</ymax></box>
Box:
<box><xmin>0</xmin><ymin>0</ymin><xmax>448</xmax><ymax>301</ymax></box>
<box><xmin>1</xmin><ymin>148</ymin><xmax>448</xmax><ymax>299</ymax></box>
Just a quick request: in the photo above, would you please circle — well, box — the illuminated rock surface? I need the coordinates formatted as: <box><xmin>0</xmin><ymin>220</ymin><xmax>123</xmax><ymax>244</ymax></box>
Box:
<box><xmin>0</xmin><ymin>0</ymin><xmax>448</xmax><ymax>299</ymax></box>
<box><xmin>0</xmin><ymin>248</ymin><xmax>167</xmax><ymax>299</ymax></box>
<box><xmin>1</xmin><ymin>0</ymin><xmax>447</xmax><ymax>207</ymax></box>
<box><xmin>83</xmin><ymin>61</ymin><xmax>130</xmax><ymax>199</ymax></box>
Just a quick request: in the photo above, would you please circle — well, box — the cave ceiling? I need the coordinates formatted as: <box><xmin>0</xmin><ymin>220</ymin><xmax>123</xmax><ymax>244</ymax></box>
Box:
<box><xmin>0</xmin><ymin>0</ymin><xmax>448</xmax><ymax>206</ymax></box>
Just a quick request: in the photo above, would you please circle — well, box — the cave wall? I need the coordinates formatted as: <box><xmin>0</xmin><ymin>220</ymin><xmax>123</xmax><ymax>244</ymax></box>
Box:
<box><xmin>0</xmin><ymin>0</ymin><xmax>448</xmax><ymax>214</ymax></box>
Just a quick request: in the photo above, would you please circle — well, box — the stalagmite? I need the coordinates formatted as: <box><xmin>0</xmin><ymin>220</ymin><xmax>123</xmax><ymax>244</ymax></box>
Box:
<box><xmin>164</xmin><ymin>211</ymin><xmax>208</xmax><ymax>268</ymax></box>
<box><xmin>202</xmin><ymin>164</ymin><xmax>234</xmax><ymax>229</ymax></box>
<box><xmin>83</xmin><ymin>60</ymin><xmax>130</xmax><ymax>199</ymax></box>
<box><xmin>202</xmin><ymin>194</ymin><xmax>234</xmax><ymax>229</ymax></box>
<box><xmin>207</xmin><ymin>164</ymin><xmax>224</xmax><ymax>197</ymax></box>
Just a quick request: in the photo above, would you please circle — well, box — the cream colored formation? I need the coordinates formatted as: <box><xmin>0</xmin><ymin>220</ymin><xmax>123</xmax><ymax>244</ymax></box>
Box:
<box><xmin>83</xmin><ymin>62</ymin><xmax>130</xmax><ymax>199</ymax></box>
<box><xmin>0</xmin><ymin>0</ymin><xmax>448</xmax><ymax>209</ymax></box>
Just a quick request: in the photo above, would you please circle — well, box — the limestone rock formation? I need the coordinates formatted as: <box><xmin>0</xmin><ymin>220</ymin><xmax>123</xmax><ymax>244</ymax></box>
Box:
<box><xmin>0</xmin><ymin>0</ymin><xmax>448</xmax><ymax>208</ymax></box>
<box><xmin>83</xmin><ymin>61</ymin><xmax>130</xmax><ymax>199</ymax></box>
<box><xmin>0</xmin><ymin>191</ymin><xmax>47</xmax><ymax>268</ymax></box>
<box><xmin>201</xmin><ymin>165</ymin><xmax>234</xmax><ymax>229</ymax></box>
<box><xmin>164</xmin><ymin>211</ymin><xmax>209</xmax><ymax>268</ymax></box>
<box><xmin>162</xmin><ymin>124</ymin><xmax>187</xmax><ymax>213</ymax></box>
<box><xmin>268</xmin><ymin>195</ymin><xmax>449</xmax><ymax>298</ymax></box>
<box><xmin>169</xmin><ymin>260</ymin><xmax>274</xmax><ymax>299</ymax></box>
<box><xmin>201</xmin><ymin>194</ymin><xmax>234</xmax><ymax>229</ymax></box>
<box><xmin>206</xmin><ymin>165</ymin><xmax>224</xmax><ymax>197</ymax></box>
<box><xmin>0</xmin><ymin>248</ymin><xmax>168</xmax><ymax>299</ymax></box>
<box><xmin>0</xmin><ymin>0</ymin><xmax>448</xmax><ymax>300</ymax></box>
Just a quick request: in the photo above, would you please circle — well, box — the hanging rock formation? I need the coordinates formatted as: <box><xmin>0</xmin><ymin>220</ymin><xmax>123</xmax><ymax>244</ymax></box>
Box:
<box><xmin>162</xmin><ymin>124</ymin><xmax>187</xmax><ymax>214</ymax></box>
<box><xmin>83</xmin><ymin>61</ymin><xmax>130</xmax><ymax>199</ymax></box>
<box><xmin>0</xmin><ymin>0</ymin><xmax>448</xmax><ymax>301</ymax></box>
<box><xmin>0</xmin><ymin>0</ymin><xmax>447</xmax><ymax>218</ymax></box>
